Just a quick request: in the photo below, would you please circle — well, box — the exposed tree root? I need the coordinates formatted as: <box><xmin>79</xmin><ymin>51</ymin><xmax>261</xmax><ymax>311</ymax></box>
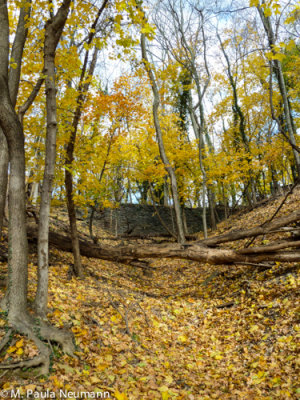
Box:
<box><xmin>38</xmin><ymin>322</ymin><xmax>75</xmax><ymax>356</ymax></box>
<box><xmin>0</xmin><ymin>317</ymin><xmax>50</xmax><ymax>375</ymax></box>
<box><xmin>0</xmin><ymin>314</ymin><xmax>75</xmax><ymax>376</ymax></box>
<box><xmin>0</xmin><ymin>352</ymin><xmax>50</xmax><ymax>376</ymax></box>
<box><xmin>0</xmin><ymin>329</ymin><xmax>12</xmax><ymax>352</ymax></box>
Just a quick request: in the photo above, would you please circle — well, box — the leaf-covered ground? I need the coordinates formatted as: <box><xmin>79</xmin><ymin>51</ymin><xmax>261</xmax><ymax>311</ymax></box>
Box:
<box><xmin>0</xmin><ymin>192</ymin><xmax>299</xmax><ymax>399</ymax></box>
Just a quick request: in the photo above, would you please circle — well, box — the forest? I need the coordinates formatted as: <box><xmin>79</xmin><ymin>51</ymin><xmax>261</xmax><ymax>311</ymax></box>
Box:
<box><xmin>0</xmin><ymin>0</ymin><xmax>299</xmax><ymax>398</ymax></box>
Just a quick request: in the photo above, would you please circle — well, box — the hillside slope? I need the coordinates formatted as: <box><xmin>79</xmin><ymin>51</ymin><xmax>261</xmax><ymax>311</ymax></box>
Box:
<box><xmin>0</xmin><ymin>190</ymin><xmax>299</xmax><ymax>399</ymax></box>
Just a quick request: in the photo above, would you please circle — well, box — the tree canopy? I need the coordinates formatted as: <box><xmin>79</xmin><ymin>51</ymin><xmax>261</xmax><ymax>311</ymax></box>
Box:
<box><xmin>0</xmin><ymin>0</ymin><xmax>299</xmax><ymax>394</ymax></box>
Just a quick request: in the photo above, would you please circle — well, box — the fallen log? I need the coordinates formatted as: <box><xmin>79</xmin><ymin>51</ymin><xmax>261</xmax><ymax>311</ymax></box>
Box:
<box><xmin>198</xmin><ymin>209</ymin><xmax>300</xmax><ymax>247</ymax></box>
<box><xmin>25</xmin><ymin>226</ymin><xmax>300</xmax><ymax>266</ymax></box>
<box><xmin>26</xmin><ymin>226</ymin><xmax>144</xmax><ymax>266</ymax></box>
<box><xmin>237</xmin><ymin>240</ymin><xmax>300</xmax><ymax>254</ymax></box>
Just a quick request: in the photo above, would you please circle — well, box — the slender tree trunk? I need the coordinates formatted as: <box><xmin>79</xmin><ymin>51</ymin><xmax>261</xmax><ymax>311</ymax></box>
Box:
<box><xmin>141</xmin><ymin>33</ymin><xmax>185</xmax><ymax>243</ymax></box>
<box><xmin>65</xmin><ymin>169</ymin><xmax>83</xmax><ymax>276</ymax></box>
<box><xmin>199</xmin><ymin>143</ymin><xmax>208</xmax><ymax>237</ymax></box>
<box><xmin>64</xmin><ymin>0</ymin><xmax>108</xmax><ymax>276</ymax></box>
<box><xmin>207</xmin><ymin>187</ymin><xmax>216</xmax><ymax>231</ymax></box>
<box><xmin>163</xmin><ymin>176</ymin><xmax>169</xmax><ymax>206</ymax></box>
<box><xmin>177</xmin><ymin>13</ymin><xmax>211</xmax><ymax>238</ymax></box>
<box><xmin>35</xmin><ymin>1</ymin><xmax>71</xmax><ymax>317</ymax></box>
<box><xmin>159</xmin><ymin>4</ymin><xmax>213</xmax><ymax>237</ymax></box>
<box><xmin>188</xmin><ymin>95</ymin><xmax>208</xmax><ymax>237</ymax></box>
<box><xmin>257</xmin><ymin>2</ymin><xmax>300</xmax><ymax>178</ymax></box>
<box><xmin>64</xmin><ymin>47</ymin><xmax>98</xmax><ymax>278</ymax></box>
<box><xmin>217</xmin><ymin>33</ymin><xmax>257</xmax><ymax>207</ymax></box>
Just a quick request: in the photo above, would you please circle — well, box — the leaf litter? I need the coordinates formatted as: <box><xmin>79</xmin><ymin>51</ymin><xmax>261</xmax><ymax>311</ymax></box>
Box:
<box><xmin>0</xmin><ymin>191</ymin><xmax>299</xmax><ymax>399</ymax></box>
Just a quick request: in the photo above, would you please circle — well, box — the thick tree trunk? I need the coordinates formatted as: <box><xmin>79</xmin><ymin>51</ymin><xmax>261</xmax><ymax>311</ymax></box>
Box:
<box><xmin>0</xmin><ymin>1</ymin><xmax>31</xmax><ymax>239</ymax></box>
<box><xmin>141</xmin><ymin>33</ymin><xmax>185</xmax><ymax>244</ymax></box>
<box><xmin>0</xmin><ymin>129</ymin><xmax>8</xmax><ymax>238</ymax></box>
<box><xmin>0</xmin><ymin>1</ymin><xmax>76</xmax><ymax>374</ymax></box>
<box><xmin>0</xmin><ymin>76</ymin><xmax>28</xmax><ymax>322</ymax></box>
<box><xmin>35</xmin><ymin>1</ymin><xmax>71</xmax><ymax>317</ymax></box>
<box><xmin>0</xmin><ymin>0</ymin><xmax>34</xmax><ymax>322</ymax></box>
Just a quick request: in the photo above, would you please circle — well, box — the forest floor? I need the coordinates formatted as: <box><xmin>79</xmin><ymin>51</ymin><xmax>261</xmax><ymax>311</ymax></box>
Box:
<box><xmin>0</xmin><ymin>190</ymin><xmax>299</xmax><ymax>399</ymax></box>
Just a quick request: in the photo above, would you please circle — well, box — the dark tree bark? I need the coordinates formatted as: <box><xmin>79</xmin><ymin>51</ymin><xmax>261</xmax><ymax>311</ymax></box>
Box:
<box><xmin>64</xmin><ymin>47</ymin><xmax>98</xmax><ymax>278</ymax></box>
<box><xmin>64</xmin><ymin>0</ymin><xmax>109</xmax><ymax>277</ymax></box>
<box><xmin>18</xmin><ymin>76</ymin><xmax>44</xmax><ymax>125</ymax></box>
<box><xmin>8</xmin><ymin>4</ymin><xmax>31</xmax><ymax>108</ymax></box>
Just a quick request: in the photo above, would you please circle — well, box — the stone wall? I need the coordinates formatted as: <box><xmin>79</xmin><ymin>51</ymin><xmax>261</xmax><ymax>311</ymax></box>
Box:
<box><xmin>89</xmin><ymin>204</ymin><xmax>226</xmax><ymax>237</ymax></box>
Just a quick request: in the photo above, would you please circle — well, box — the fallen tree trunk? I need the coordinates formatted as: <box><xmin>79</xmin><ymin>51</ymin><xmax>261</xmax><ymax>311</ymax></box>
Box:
<box><xmin>198</xmin><ymin>209</ymin><xmax>300</xmax><ymax>247</ymax></box>
<box><xmin>25</xmin><ymin>225</ymin><xmax>300</xmax><ymax>266</ymax></box>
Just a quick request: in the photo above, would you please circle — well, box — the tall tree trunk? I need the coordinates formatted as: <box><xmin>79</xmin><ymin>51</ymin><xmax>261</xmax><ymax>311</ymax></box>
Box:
<box><xmin>65</xmin><ymin>47</ymin><xmax>98</xmax><ymax>278</ymax></box>
<box><xmin>35</xmin><ymin>0</ymin><xmax>71</xmax><ymax>317</ymax></box>
<box><xmin>0</xmin><ymin>77</ymin><xmax>28</xmax><ymax>322</ymax></box>
<box><xmin>0</xmin><ymin>0</ymin><xmax>28</xmax><ymax>322</ymax></box>
<box><xmin>0</xmin><ymin>1</ymin><xmax>75</xmax><ymax>374</ymax></box>
<box><xmin>141</xmin><ymin>33</ymin><xmax>185</xmax><ymax>244</ymax></box>
<box><xmin>64</xmin><ymin>0</ymin><xmax>108</xmax><ymax>276</ymax></box>
<box><xmin>178</xmin><ymin>12</ymin><xmax>211</xmax><ymax>238</ymax></box>
<box><xmin>0</xmin><ymin>1</ymin><xmax>31</xmax><ymax>239</ymax></box>
<box><xmin>257</xmin><ymin>1</ymin><xmax>300</xmax><ymax>178</ymax></box>
<box><xmin>217</xmin><ymin>32</ymin><xmax>256</xmax><ymax>207</ymax></box>
<box><xmin>188</xmin><ymin>95</ymin><xmax>208</xmax><ymax>237</ymax></box>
